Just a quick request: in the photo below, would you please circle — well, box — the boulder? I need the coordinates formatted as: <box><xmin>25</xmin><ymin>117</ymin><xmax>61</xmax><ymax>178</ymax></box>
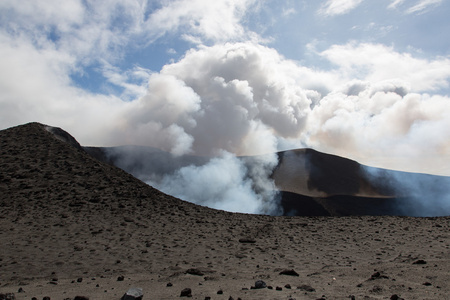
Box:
<box><xmin>254</xmin><ymin>280</ymin><xmax>267</xmax><ymax>289</ymax></box>
<box><xmin>121</xmin><ymin>287</ymin><xmax>143</xmax><ymax>300</ymax></box>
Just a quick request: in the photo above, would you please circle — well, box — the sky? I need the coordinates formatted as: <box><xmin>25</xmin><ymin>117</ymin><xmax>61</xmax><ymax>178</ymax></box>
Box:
<box><xmin>0</xmin><ymin>0</ymin><xmax>449</xmax><ymax>177</ymax></box>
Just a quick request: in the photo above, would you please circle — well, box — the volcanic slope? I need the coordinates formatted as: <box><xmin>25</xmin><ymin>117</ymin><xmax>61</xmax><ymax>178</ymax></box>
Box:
<box><xmin>85</xmin><ymin>143</ymin><xmax>450</xmax><ymax>217</ymax></box>
<box><xmin>1</xmin><ymin>122</ymin><xmax>449</xmax><ymax>300</ymax></box>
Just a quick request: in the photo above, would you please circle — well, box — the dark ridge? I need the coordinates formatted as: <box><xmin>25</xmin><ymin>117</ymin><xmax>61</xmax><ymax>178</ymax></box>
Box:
<box><xmin>318</xmin><ymin>195</ymin><xmax>402</xmax><ymax>216</ymax></box>
<box><xmin>279</xmin><ymin>191</ymin><xmax>331</xmax><ymax>216</ymax></box>
<box><xmin>45</xmin><ymin>124</ymin><xmax>85</xmax><ymax>152</ymax></box>
<box><xmin>304</xmin><ymin>148</ymin><xmax>362</xmax><ymax>195</ymax></box>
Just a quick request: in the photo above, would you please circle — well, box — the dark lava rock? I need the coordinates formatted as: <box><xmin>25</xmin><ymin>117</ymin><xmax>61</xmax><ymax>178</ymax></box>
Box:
<box><xmin>297</xmin><ymin>284</ymin><xmax>315</xmax><ymax>292</ymax></box>
<box><xmin>186</xmin><ymin>268</ymin><xmax>204</xmax><ymax>276</ymax></box>
<box><xmin>0</xmin><ymin>294</ymin><xmax>15</xmax><ymax>300</ymax></box>
<box><xmin>423</xmin><ymin>282</ymin><xmax>432</xmax><ymax>286</ymax></box>
<box><xmin>205</xmin><ymin>297</ymin><xmax>211</xmax><ymax>300</ymax></box>
<box><xmin>17</xmin><ymin>288</ymin><xmax>24</xmax><ymax>293</ymax></box>
<box><xmin>285</xmin><ymin>284</ymin><xmax>291</xmax><ymax>289</ymax></box>
<box><xmin>370</xmin><ymin>271</ymin><xmax>389</xmax><ymax>280</ymax></box>
<box><xmin>77</xmin><ymin>277</ymin><xmax>83</xmax><ymax>283</ymax></box>
<box><xmin>238</xmin><ymin>238</ymin><xmax>256</xmax><ymax>243</ymax></box>
<box><xmin>167</xmin><ymin>282</ymin><xmax>173</xmax><ymax>287</ymax></box>
<box><xmin>254</xmin><ymin>280</ymin><xmax>267</xmax><ymax>289</ymax></box>
<box><xmin>121</xmin><ymin>287</ymin><xmax>143</xmax><ymax>300</ymax></box>
<box><xmin>74</xmin><ymin>297</ymin><xmax>89</xmax><ymax>300</ymax></box>
<box><xmin>180</xmin><ymin>288</ymin><xmax>192</xmax><ymax>297</ymax></box>
<box><xmin>413</xmin><ymin>259</ymin><xmax>427</xmax><ymax>265</ymax></box>
<box><xmin>371</xmin><ymin>271</ymin><xmax>381</xmax><ymax>279</ymax></box>
<box><xmin>370</xmin><ymin>285</ymin><xmax>383</xmax><ymax>293</ymax></box>
<box><xmin>276</xmin><ymin>286</ymin><xmax>282</xmax><ymax>291</ymax></box>
<box><xmin>43</xmin><ymin>297</ymin><xmax>51</xmax><ymax>300</ymax></box>
<box><xmin>279</xmin><ymin>269</ymin><xmax>299</xmax><ymax>276</ymax></box>
<box><xmin>117</xmin><ymin>275</ymin><xmax>125</xmax><ymax>281</ymax></box>
<box><xmin>390</xmin><ymin>295</ymin><xmax>404</xmax><ymax>300</ymax></box>
<box><xmin>217</xmin><ymin>289</ymin><xmax>223</xmax><ymax>295</ymax></box>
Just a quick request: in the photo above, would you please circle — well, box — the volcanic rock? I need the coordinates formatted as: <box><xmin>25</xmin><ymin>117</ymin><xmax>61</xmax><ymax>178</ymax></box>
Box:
<box><xmin>279</xmin><ymin>269</ymin><xmax>299</xmax><ymax>276</ymax></box>
<box><xmin>180</xmin><ymin>288</ymin><xmax>192</xmax><ymax>297</ymax></box>
<box><xmin>121</xmin><ymin>288</ymin><xmax>143</xmax><ymax>300</ymax></box>
<box><xmin>254</xmin><ymin>280</ymin><xmax>267</xmax><ymax>289</ymax></box>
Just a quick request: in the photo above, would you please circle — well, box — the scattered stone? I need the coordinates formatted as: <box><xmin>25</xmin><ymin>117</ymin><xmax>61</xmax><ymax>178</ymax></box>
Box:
<box><xmin>371</xmin><ymin>271</ymin><xmax>381</xmax><ymax>279</ymax></box>
<box><xmin>349</xmin><ymin>295</ymin><xmax>356</xmax><ymax>300</ymax></box>
<box><xmin>123</xmin><ymin>216</ymin><xmax>134</xmax><ymax>222</ymax></box>
<box><xmin>217</xmin><ymin>289</ymin><xmax>223</xmax><ymax>295</ymax></box>
<box><xmin>17</xmin><ymin>288</ymin><xmax>24</xmax><ymax>293</ymax></box>
<box><xmin>254</xmin><ymin>280</ymin><xmax>267</xmax><ymax>289</ymax></box>
<box><xmin>297</xmin><ymin>284</ymin><xmax>315</xmax><ymax>292</ymax></box>
<box><xmin>370</xmin><ymin>271</ymin><xmax>389</xmax><ymax>280</ymax></box>
<box><xmin>390</xmin><ymin>295</ymin><xmax>403</xmax><ymax>300</ymax></box>
<box><xmin>43</xmin><ymin>297</ymin><xmax>50</xmax><ymax>300</ymax></box>
<box><xmin>167</xmin><ymin>283</ymin><xmax>173</xmax><ymax>287</ymax></box>
<box><xmin>74</xmin><ymin>297</ymin><xmax>89</xmax><ymax>300</ymax></box>
<box><xmin>276</xmin><ymin>286</ymin><xmax>282</xmax><ymax>291</ymax></box>
<box><xmin>228</xmin><ymin>297</ymin><xmax>234</xmax><ymax>300</ymax></box>
<box><xmin>279</xmin><ymin>269</ymin><xmax>299</xmax><ymax>276</ymax></box>
<box><xmin>238</xmin><ymin>238</ymin><xmax>256</xmax><ymax>243</ymax></box>
<box><xmin>77</xmin><ymin>278</ymin><xmax>83</xmax><ymax>283</ymax></box>
<box><xmin>121</xmin><ymin>288</ymin><xmax>143</xmax><ymax>300</ymax></box>
<box><xmin>186</xmin><ymin>268</ymin><xmax>204</xmax><ymax>276</ymax></box>
<box><xmin>423</xmin><ymin>282</ymin><xmax>432</xmax><ymax>286</ymax></box>
<box><xmin>0</xmin><ymin>294</ymin><xmax>15</xmax><ymax>300</ymax></box>
<box><xmin>205</xmin><ymin>297</ymin><xmax>211</xmax><ymax>300</ymax></box>
<box><xmin>117</xmin><ymin>275</ymin><xmax>125</xmax><ymax>281</ymax></box>
<box><xmin>413</xmin><ymin>259</ymin><xmax>427</xmax><ymax>265</ymax></box>
<box><xmin>267</xmin><ymin>286</ymin><xmax>273</xmax><ymax>290</ymax></box>
<box><xmin>285</xmin><ymin>284</ymin><xmax>291</xmax><ymax>289</ymax></box>
<box><xmin>370</xmin><ymin>285</ymin><xmax>383</xmax><ymax>293</ymax></box>
<box><xmin>180</xmin><ymin>288</ymin><xmax>192</xmax><ymax>297</ymax></box>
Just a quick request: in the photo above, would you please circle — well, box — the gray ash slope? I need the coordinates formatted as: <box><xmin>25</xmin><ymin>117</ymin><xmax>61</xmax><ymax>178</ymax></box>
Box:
<box><xmin>85</xmin><ymin>139</ymin><xmax>450</xmax><ymax>217</ymax></box>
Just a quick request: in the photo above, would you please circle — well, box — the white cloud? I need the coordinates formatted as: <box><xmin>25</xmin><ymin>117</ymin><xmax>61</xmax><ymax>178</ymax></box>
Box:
<box><xmin>318</xmin><ymin>0</ymin><xmax>364</xmax><ymax>16</ymax></box>
<box><xmin>387</xmin><ymin>0</ymin><xmax>406</xmax><ymax>9</ymax></box>
<box><xmin>144</xmin><ymin>0</ymin><xmax>259</xmax><ymax>43</ymax></box>
<box><xmin>320</xmin><ymin>43</ymin><xmax>450</xmax><ymax>92</ymax></box>
<box><xmin>406</xmin><ymin>0</ymin><xmax>442</xmax><ymax>14</ymax></box>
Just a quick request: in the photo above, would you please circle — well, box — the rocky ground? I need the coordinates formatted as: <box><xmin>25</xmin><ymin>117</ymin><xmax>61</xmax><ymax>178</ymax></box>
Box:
<box><xmin>0</xmin><ymin>123</ymin><xmax>449</xmax><ymax>299</ymax></box>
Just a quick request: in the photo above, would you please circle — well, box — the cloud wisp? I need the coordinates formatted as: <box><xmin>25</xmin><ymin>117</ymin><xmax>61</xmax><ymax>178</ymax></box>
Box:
<box><xmin>318</xmin><ymin>0</ymin><xmax>364</xmax><ymax>16</ymax></box>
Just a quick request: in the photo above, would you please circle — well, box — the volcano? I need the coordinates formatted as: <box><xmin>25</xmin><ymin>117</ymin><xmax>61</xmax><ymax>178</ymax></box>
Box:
<box><xmin>1</xmin><ymin>122</ymin><xmax>449</xmax><ymax>300</ymax></box>
<box><xmin>85</xmin><ymin>137</ymin><xmax>450</xmax><ymax>217</ymax></box>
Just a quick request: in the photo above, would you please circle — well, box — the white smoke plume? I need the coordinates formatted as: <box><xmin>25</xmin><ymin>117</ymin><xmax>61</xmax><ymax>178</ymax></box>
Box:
<box><xmin>361</xmin><ymin>166</ymin><xmax>450</xmax><ymax>217</ymax></box>
<box><xmin>150</xmin><ymin>151</ymin><xmax>281</xmax><ymax>215</ymax></box>
<box><xmin>108</xmin><ymin>42</ymin><xmax>449</xmax><ymax>215</ymax></box>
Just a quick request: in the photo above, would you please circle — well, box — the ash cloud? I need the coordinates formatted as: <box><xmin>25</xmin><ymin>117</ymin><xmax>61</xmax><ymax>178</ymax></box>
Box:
<box><xmin>362</xmin><ymin>166</ymin><xmax>450</xmax><ymax>216</ymax></box>
<box><xmin>149</xmin><ymin>151</ymin><xmax>281</xmax><ymax>215</ymax></box>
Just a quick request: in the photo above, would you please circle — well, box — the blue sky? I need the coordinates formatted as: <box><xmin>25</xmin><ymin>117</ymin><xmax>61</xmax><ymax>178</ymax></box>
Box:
<box><xmin>0</xmin><ymin>0</ymin><xmax>449</xmax><ymax>176</ymax></box>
